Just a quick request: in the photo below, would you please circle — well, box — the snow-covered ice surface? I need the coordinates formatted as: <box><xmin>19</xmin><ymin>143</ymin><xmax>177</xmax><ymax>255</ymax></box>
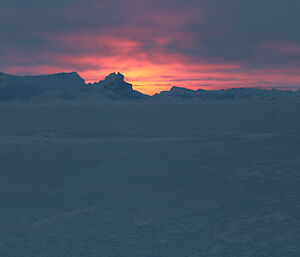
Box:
<box><xmin>0</xmin><ymin>101</ymin><xmax>299</xmax><ymax>257</ymax></box>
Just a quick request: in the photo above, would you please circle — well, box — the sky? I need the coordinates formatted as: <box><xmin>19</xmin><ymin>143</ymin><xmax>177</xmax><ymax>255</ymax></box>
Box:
<box><xmin>1</xmin><ymin>0</ymin><xmax>300</xmax><ymax>94</ymax></box>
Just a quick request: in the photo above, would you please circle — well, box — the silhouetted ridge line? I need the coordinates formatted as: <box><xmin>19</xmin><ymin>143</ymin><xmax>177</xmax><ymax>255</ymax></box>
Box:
<box><xmin>154</xmin><ymin>86</ymin><xmax>299</xmax><ymax>100</ymax></box>
<box><xmin>0</xmin><ymin>71</ymin><xmax>299</xmax><ymax>101</ymax></box>
<box><xmin>0</xmin><ymin>71</ymin><xmax>147</xmax><ymax>100</ymax></box>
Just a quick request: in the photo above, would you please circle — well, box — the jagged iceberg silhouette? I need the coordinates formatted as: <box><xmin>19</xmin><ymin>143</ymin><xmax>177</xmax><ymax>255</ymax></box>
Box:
<box><xmin>0</xmin><ymin>71</ymin><xmax>299</xmax><ymax>101</ymax></box>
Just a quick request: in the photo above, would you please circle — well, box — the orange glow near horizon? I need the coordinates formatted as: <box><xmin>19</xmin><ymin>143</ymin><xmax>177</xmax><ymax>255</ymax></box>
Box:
<box><xmin>4</xmin><ymin>34</ymin><xmax>300</xmax><ymax>95</ymax></box>
<box><xmin>6</xmin><ymin>61</ymin><xmax>300</xmax><ymax>95</ymax></box>
<box><xmin>2</xmin><ymin>1</ymin><xmax>300</xmax><ymax>96</ymax></box>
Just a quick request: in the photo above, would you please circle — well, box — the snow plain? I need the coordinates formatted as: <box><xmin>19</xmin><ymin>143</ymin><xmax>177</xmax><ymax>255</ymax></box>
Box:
<box><xmin>0</xmin><ymin>101</ymin><xmax>299</xmax><ymax>257</ymax></box>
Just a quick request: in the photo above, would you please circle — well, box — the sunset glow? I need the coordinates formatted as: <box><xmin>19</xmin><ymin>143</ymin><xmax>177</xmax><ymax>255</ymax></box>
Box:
<box><xmin>1</xmin><ymin>0</ymin><xmax>300</xmax><ymax>94</ymax></box>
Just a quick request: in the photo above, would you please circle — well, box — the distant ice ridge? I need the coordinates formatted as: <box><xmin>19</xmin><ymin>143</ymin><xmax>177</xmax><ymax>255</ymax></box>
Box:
<box><xmin>153</xmin><ymin>86</ymin><xmax>300</xmax><ymax>101</ymax></box>
<box><xmin>0</xmin><ymin>71</ymin><xmax>299</xmax><ymax>101</ymax></box>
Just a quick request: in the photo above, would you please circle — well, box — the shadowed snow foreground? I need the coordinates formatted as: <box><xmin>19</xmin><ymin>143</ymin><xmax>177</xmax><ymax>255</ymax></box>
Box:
<box><xmin>0</xmin><ymin>102</ymin><xmax>299</xmax><ymax>257</ymax></box>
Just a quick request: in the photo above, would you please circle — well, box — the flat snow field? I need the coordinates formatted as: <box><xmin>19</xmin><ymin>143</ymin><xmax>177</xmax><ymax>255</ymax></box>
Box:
<box><xmin>0</xmin><ymin>101</ymin><xmax>299</xmax><ymax>257</ymax></box>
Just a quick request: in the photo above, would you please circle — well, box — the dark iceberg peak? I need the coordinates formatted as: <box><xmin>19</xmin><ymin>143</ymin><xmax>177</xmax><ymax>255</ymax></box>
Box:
<box><xmin>154</xmin><ymin>86</ymin><xmax>201</xmax><ymax>99</ymax></box>
<box><xmin>49</xmin><ymin>71</ymin><xmax>85</xmax><ymax>84</ymax></box>
<box><xmin>92</xmin><ymin>72</ymin><xmax>133</xmax><ymax>92</ymax></box>
<box><xmin>87</xmin><ymin>72</ymin><xmax>146</xmax><ymax>99</ymax></box>
<box><xmin>105</xmin><ymin>72</ymin><xmax>125</xmax><ymax>82</ymax></box>
<box><xmin>55</xmin><ymin>71</ymin><xmax>83</xmax><ymax>79</ymax></box>
<box><xmin>170</xmin><ymin>86</ymin><xmax>196</xmax><ymax>93</ymax></box>
<box><xmin>0</xmin><ymin>71</ymin><xmax>86</xmax><ymax>100</ymax></box>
